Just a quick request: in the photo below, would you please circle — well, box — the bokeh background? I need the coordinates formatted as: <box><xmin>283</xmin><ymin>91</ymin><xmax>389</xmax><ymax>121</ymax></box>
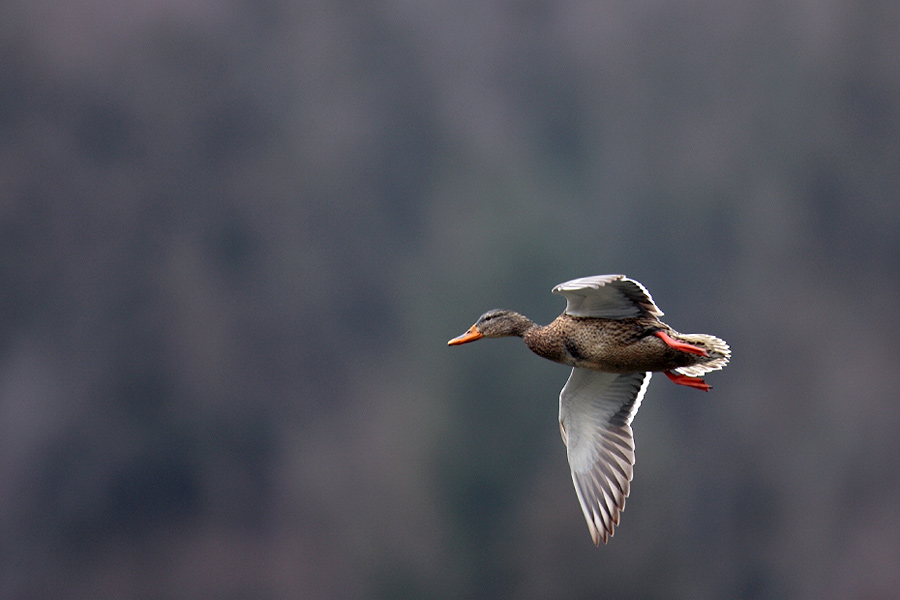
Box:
<box><xmin>2</xmin><ymin>0</ymin><xmax>899</xmax><ymax>598</ymax></box>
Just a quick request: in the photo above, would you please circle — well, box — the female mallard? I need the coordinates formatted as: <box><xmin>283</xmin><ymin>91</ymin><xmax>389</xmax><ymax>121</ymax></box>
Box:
<box><xmin>448</xmin><ymin>274</ymin><xmax>730</xmax><ymax>545</ymax></box>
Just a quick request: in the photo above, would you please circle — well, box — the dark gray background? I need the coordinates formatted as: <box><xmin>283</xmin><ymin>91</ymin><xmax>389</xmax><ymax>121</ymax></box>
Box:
<box><xmin>2</xmin><ymin>1</ymin><xmax>898</xmax><ymax>598</ymax></box>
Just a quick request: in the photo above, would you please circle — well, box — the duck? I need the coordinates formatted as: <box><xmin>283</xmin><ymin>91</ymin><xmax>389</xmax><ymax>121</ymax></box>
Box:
<box><xmin>447</xmin><ymin>274</ymin><xmax>730</xmax><ymax>545</ymax></box>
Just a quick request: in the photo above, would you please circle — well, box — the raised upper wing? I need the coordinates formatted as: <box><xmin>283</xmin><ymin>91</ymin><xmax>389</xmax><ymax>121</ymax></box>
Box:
<box><xmin>552</xmin><ymin>274</ymin><xmax>663</xmax><ymax>319</ymax></box>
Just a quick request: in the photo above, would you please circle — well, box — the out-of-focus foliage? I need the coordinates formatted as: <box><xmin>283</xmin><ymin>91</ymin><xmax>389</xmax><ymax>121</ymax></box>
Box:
<box><xmin>1</xmin><ymin>0</ymin><xmax>899</xmax><ymax>598</ymax></box>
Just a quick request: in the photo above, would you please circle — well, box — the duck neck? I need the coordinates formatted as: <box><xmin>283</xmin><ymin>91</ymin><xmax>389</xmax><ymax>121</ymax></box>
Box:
<box><xmin>506</xmin><ymin>312</ymin><xmax>538</xmax><ymax>338</ymax></box>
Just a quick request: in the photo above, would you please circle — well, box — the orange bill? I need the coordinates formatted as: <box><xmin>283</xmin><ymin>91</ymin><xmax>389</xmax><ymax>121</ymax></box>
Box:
<box><xmin>447</xmin><ymin>324</ymin><xmax>483</xmax><ymax>345</ymax></box>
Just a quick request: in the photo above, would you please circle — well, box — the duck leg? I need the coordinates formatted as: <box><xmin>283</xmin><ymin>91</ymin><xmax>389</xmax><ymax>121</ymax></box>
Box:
<box><xmin>664</xmin><ymin>371</ymin><xmax>711</xmax><ymax>391</ymax></box>
<box><xmin>654</xmin><ymin>330</ymin><xmax>709</xmax><ymax>357</ymax></box>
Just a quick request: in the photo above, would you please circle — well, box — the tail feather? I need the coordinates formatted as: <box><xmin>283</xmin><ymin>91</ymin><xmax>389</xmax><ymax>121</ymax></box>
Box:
<box><xmin>672</xmin><ymin>333</ymin><xmax>730</xmax><ymax>377</ymax></box>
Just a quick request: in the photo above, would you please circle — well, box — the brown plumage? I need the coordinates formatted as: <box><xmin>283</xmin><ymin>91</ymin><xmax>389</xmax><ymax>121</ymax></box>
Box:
<box><xmin>448</xmin><ymin>274</ymin><xmax>730</xmax><ymax>545</ymax></box>
<box><xmin>524</xmin><ymin>314</ymin><xmax>726</xmax><ymax>374</ymax></box>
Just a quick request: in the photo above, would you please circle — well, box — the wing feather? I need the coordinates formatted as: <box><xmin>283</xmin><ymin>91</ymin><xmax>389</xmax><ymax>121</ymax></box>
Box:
<box><xmin>552</xmin><ymin>274</ymin><xmax>663</xmax><ymax>319</ymax></box>
<box><xmin>558</xmin><ymin>369</ymin><xmax>652</xmax><ymax>545</ymax></box>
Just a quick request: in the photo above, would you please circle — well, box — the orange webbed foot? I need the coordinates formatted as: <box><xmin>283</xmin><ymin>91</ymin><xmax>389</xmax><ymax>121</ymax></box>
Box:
<box><xmin>665</xmin><ymin>371</ymin><xmax>711</xmax><ymax>391</ymax></box>
<box><xmin>654</xmin><ymin>330</ymin><xmax>709</xmax><ymax>357</ymax></box>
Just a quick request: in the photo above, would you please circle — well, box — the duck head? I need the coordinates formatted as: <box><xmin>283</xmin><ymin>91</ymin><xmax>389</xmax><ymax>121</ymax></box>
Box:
<box><xmin>447</xmin><ymin>309</ymin><xmax>535</xmax><ymax>345</ymax></box>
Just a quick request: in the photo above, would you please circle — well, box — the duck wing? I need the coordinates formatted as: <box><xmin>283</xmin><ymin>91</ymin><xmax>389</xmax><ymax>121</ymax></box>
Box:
<box><xmin>552</xmin><ymin>274</ymin><xmax>663</xmax><ymax>319</ymax></box>
<box><xmin>558</xmin><ymin>368</ymin><xmax>652</xmax><ymax>545</ymax></box>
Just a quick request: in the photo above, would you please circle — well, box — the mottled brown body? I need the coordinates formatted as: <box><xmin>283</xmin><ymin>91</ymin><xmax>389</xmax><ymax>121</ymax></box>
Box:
<box><xmin>524</xmin><ymin>315</ymin><xmax>712</xmax><ymax>373</ymax></box>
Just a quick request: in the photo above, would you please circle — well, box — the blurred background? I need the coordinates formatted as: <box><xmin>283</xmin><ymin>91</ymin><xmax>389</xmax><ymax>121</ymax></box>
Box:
<box><xmin>2</xmin><ymin>0</ymin><xmax>899</xmax><ymax>598</ymax></box>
